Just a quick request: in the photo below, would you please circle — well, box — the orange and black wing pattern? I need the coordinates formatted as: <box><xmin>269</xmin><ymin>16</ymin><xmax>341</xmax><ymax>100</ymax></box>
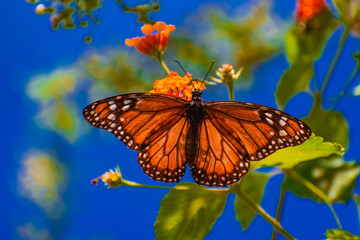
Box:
<box><xmin>190</xmin><ymin>101</ymin><xmax>311</xmax><ymax>187</ymax></box>
<box><xmin>83</xmin><ymin>93</ymin><xmax>189</xmax><ymax>182</ymax></box>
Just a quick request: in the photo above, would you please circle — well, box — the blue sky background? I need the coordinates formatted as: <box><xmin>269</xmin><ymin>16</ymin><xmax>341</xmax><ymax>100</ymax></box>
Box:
<box><xmin>1</xmin><ymin>0</ymin><xmax>360</xmax><ymax>239</ymax></box>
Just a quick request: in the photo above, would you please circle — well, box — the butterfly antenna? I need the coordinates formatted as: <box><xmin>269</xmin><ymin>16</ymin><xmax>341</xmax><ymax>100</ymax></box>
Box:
<box><xmin>174</xmin><ymin>60</ymin><xmax>196</xmax><ymax>89</ymax></box>
<box><xmin>200</xmin><ymin>60</ymin><xmax>216</xmax><ymax>88</ymax></box>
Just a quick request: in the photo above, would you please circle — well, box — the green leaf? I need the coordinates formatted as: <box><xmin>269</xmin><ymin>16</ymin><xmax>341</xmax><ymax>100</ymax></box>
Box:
<box><xmin>154</xmin><ymin>182</ymin><xmax>227</xmax><ymax>240</ymax></box>
<box><xmin>250</xmin><ymin>135</ymin><xmax>344</xmax><ymax>170</ymax></box>
<box><xmin>210</xmin><ymin>3</ymin><xmax>278</xmax><ymax>77</ymax></box>
<box><xmin>27</xmin><ymin>69</ymin><xmax>77</xmax><ymax>99</ymax></box>
<box><xmin>51</xmin><ymin>100</ymin><xmax>76</xmax><ymax>137</ymax></box>
<box><xmin>230</xmin><ymin>172</ymin><xmax>270</xmax><ymax>230</ymax></box>
<box><xmin>303</xmin><ymin>98</ymin><xmax>349</xmax><ymax>148</ymax></box>
<box><xmin>333</xmin><ymin>0</ymin><xmax>360</xmax><ymax>27</ymax></box>
<box><xmin>169</xmin><ymin>37</ymin><xmax>214</xmax><ymax>70</ymax></box>
<box><xmin>325</xmin><ymin>228</ymin><xmax>360</xmax><ymax>240</ymax></box>
<box><xmin>276</xmin><ymin>10</ymin><xmax>338</xmax><ymax>108</ymax></box>
<box><xmin>354</xmin><ymin>84</ymin><xmax>360</xmax><ymax>96</ymax></box>
<box><xmin>282</xmin><ymin>157</ymin><xmax>359</xmax><ymax>203</ymax></box>
<box><xmin>85</xmin><ymin>54</ymin><xmax>151</xmax><ymax>93</ymax></box>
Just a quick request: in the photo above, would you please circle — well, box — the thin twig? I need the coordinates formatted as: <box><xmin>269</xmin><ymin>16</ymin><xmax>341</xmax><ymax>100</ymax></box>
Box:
<box><xmin>284</xmin><ymin>169</ymin><xmax>343</xmax><ymax>229</ymax></box>
<box><xmin>331</xmin><ymin>63</ymin><xmax>360</xmax><ymax>109</ymax></box>
<box><xmin>320</xmin><ymin>27</ymin><xmax>350</xmax><ymax>96</ymax></box>
<box><xmin>271</xmin><ymin>190</ymin><xmax>286</xmax><ymax>240</ymax></box>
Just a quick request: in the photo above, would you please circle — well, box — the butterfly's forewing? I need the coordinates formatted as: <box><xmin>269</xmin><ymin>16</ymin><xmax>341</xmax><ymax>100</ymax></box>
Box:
<box><xmin>190</xmin><ymin>101</ymin><xmax>312</xmax><ymax>187</ymax></box>
<box><xmin>206</xmin><ymin>101</ymin><xmax>311</xmax><ymax>160</ymax></box>
<box><xmin>83</xmin><ymin>93</ymin><xmax>189</xmax><ymax>182</ymax></box>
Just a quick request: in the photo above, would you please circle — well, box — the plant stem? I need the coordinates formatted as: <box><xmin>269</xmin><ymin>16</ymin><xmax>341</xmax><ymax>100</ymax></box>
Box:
<box><xmin>118</xmin><ymin>179</ymin><xmax>229</xmax><ymax>192</ymax></box>
<box><xmin>320</xmin><ymin>27</ymin><xmax>350</xmax><ymax>96</ymax></box>
<box><xmin>331</xmin><ymin>63</ymin><xmax>360</xmax><ymax>109</ymax></box>
<box><xmin>227</xmin><ymin>80</ymin><xmax>234</xmax><ymax>101</ymax></box>
<box><xmin>271</xmin><ymin>190</ymin><xmax>286</xmax><ymax>240</ymax></box>
<box><xmin>284</xmin><ymin>169</ymin><xmax>343</xmax><ymax>229</ymax></box>
<box><xmin>157</xmin><ymin>54</ymin><xmax>170</xmax><ymax>75</ymax></box>
<box><xmin>236</xmin><ymin>188</ymin><xmax>295</xmax><ymax>240</ymax></box>
<box><xmin>352</xmin><ymin>194</ymin><xmax>360</xmax><ymax>230</ymax></box>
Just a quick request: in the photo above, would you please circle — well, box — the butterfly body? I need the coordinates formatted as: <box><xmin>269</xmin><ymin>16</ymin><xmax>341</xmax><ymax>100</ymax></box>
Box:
<box><xmin>83</xmin><ymin>91</ymin><xmax>311</xmax><ymax>187</ymax></box>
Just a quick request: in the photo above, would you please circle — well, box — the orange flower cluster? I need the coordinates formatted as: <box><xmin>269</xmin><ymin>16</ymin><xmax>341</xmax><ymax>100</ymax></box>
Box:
<box><xmin>125</xmin><ymin>21</ymin><xmax>175</xmax><ymax>57</ymax></box>
<box><xmin>150</xmin><ymin>72</ymin><xmax>205</xmax><ymax>101</ymax></box>
<box><xmin>296</xmin><ymin>0</ymin><xmax>327</xmax><ymax>23</ymax></box>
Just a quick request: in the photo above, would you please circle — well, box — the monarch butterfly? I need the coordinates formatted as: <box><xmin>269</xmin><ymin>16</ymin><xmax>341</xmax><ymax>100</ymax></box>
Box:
<box><xmin>83</xmin><ymin>88</ymin><xmax>311</xmax><ymax>187</ymax></box>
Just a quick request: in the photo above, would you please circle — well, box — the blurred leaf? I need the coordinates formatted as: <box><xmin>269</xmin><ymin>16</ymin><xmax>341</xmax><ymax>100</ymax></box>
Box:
<box><xmin>303</xmin><ymin>98</ymin><xmax>349</xmax><ymax>148</ymax></box>
<box><xmin>333</xmin><ymin>0</ymin><xmax>360</xmax><ymax>30</ymax></box>
<box><xmin>52</xmin><ymin>8</ymin><xmax>75</xmax><ymax>29</ymax></box>
<box><xmin>276</xmin><ymin>10</ymin><xmax>338</xmax><ymax>108</ymax></box>
<box><xmin>283</xmin><ymin>157</ymin><xmax>359</xmax><ymax>203</ymax></box>
<box><xmin>230</xmin><ymin>172</ymin><xmax>270</xmax><ymax>230</ymax></box>
<box><xmin>51</xmin><ymin>100</ymin><xmax>76</xmax><ymax>137</ymax></box>
<box><xmin>18</xmin><ymin>150</ymin><xmax>66</xmax><ymax>218</ymax></box>
<box><xmin>36</xmin><ymin>99</ymin><xmax>78</xmax><ymax>141</ymax></box>
<box><xmin>250</xmin><ymin>135</ymin><xmax>344</xmax><ymax>170</ymax></box>
<box><xmin>17</xmin><ymin>223</ymin><xmax>51</xmax><ymax>240</ymax></box>
<box><xmin>211</xmin><ymin>3</ymin><xmax>278</xmax><ymax>77</ymax></box>
<box><xmin>169</xmin><ymin>37</ymin><xmax>214</xmax><ymax>69</ymax></box>
<box><xmin>354</xmin><ymin>84</ymin><xmax>360</xmax><ymax>95</ymax></box>
<box><xmin>325</xmin><ymin>228</ymin><xmax>360</xmax><ymax>239</ymax></box>
<box><xmin>85</xmin><ymin>54</ymin><xmax>151</xmax><ymax>93</ymax></box>
<box><xmin>354</xmin><ymin>52</ymin><xmax>360</xmax><ymax>64</ymax></box>
<box><xmin>28</xmin><ymin>0</ymin><xmax>159</xmax><ymax>30</ymax></box>
<box><xmin>28</xmin><ymin>69</ymin><xmax>77</xmax><ymax>99</ymax></box>
<box><xmin>79</xmin><ymin>0</ymin><xmax>100</xmax><ymax>13</ymax></box>
<box><xmin>154</xmin><ymin>182</ymin><xmax>227</xmax><ymax>240</ymax></box>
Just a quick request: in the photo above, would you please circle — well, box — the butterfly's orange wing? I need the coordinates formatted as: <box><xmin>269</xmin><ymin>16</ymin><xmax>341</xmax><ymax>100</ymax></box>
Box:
<box><xmin>190</xmin><ymin>101</ymin><xmax>312</xmax><ymax>187</ymax></box>
<box><xmin>83</xmin><ymin>93</ymin><xmax>189</xmax><ymax>182</ymax></box>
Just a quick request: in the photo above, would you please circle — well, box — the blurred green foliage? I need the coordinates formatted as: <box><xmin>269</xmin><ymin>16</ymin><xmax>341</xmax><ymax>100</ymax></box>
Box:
<box><xmin>28</xmin><ymin>0</ymin><xmax>160</xmax><ymax>32</ymax></box>
<box><xmin>325</xmin><ymin>228</ymin><xmax>360</xmax><ymax>240</ymax></box>
<box><xmin>283</xmin><ymin>156</ymin><xmax>359</xmax><ymax>203</ymax></box>
<box><xmin>276</xmin><ymin>10</ymin><xmax>338</xmax><ymax>109</ymax></box>
<box><xmin>18</xmin><ymin>150</ymin><xmax>66</xmax><ymax>218</ymax></box>
<box><xmin>28</xmin><ymin>69</ymin><xmax>80</xmax><ymax>141</ymax></box>
<box><xmin>211</xmin><ymin>3</ymin><xmax>279</xmax><ymax>78</ymax></box>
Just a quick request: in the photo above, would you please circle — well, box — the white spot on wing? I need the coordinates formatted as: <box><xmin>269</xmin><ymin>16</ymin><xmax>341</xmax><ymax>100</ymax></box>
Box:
<box><xmin>279</xmin><ymin>119</ymin><xmax>286</xmax><ymax>127</ymax></box>
<box><xmin>265</xmin><ymin>113</ymin><xmax>272</xmax><ymax>118</ymax></box>
<box><xmin>123</xmin><ymin>100</ymin><xmax>132</xmax><ymax>105</ymax></box>
<box><xmin>110</xmin><ymin>104</ymin><xmax>117</xmax><ymax>111</ymax></box>
<box><xmin>266</xmin><ymin>118</ymin><xmax>274</xmax><ymax>125</ymax></box>
<box><xmin>121</xmin><ymin>105</ymin><xmax>130</xmax><ymax>112</ymax></box>
<box><xmin>279</xmin><ymin>130</ymin><xmax>287</xmax><ymax>136</ymax></box>
<box><xmin>107</xmin><ymin>114</ymin><xmax>116</xmax><ymax>120</ymax></box>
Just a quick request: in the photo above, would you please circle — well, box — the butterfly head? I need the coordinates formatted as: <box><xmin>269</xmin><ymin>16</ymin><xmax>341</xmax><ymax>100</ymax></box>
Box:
<box><xmin>191</xmin><ymin>89</ymin><xmax>203</xmax><ymax>102</ymax></box>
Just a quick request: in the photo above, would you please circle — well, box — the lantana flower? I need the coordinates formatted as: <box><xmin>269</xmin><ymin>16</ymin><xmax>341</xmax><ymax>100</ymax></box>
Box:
<box><xmin>125</xmin><ymin>21</ymin><xmax>175</xmax><ymax>58</ymax></box>
<box><xmin>150</xmin><ymin>72</ymin><xmax>205</xmax><ymax>101</ymax></box>
<box><xmin>91</xmin><ymin>168</ymin><xmax>123</xmax><ymax>188</ymax></box>
<box><xmin>209</xmin><ymin>64</ymin><xmax>242</xmax><ymax>101</ymax></box>
<box><xmin>210</xmin><ymin>64</ymin><xmax>242</xmax><ymax>84</ymax></box>
<box><xmin>296</xmin><ymin>0</ymin><xmax>327</xmax><ymax>24</ymax></box>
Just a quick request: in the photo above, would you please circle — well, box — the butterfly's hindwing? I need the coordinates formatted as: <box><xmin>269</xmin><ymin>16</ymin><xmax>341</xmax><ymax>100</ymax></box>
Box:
<box><xmin>190</xmin><ymin>117</ymin><xmax>250</xmax><ymax>187</ymax></box>
<box><xmin>137</xmin><ymin>116</ymin><xmax>189</xmax><ymax>183</ymax></box>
